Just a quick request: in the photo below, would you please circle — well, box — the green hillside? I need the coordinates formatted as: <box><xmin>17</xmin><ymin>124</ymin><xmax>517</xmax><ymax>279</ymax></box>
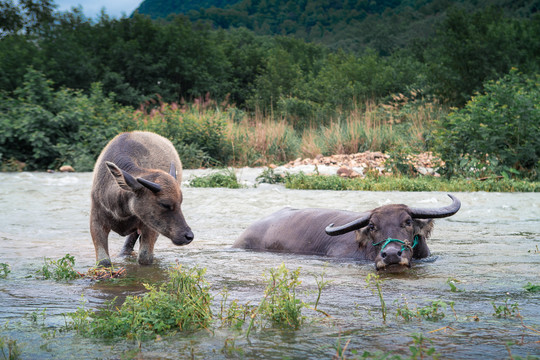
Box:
<box><xmin>133</xmin><ymin>0</ymin><xmax>242</xmax><ymax>19</ymax></box>
<box><xmin>133</xmin><ymin>0</ymin><xmax>539</xmax><ymax>53</ymax></box>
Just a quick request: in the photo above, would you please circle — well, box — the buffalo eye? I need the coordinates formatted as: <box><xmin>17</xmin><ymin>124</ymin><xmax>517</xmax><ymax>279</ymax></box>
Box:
<box><xmin>368</xmin><ymin>222</ymin><xmax>376</xmax><ymax>231</ymax></box>
<box><xmin>404</xmin><ymin>219</ymin><xmax>413</xmax><ymax>227</ymax></box>
<box><xmin>159</xmin><ymin>202</ymin><xmax>174</xmax><ymax>211</ymax></box>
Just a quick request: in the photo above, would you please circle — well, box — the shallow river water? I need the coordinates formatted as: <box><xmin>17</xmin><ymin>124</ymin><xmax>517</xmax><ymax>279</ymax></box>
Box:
<box><xmin>0</xmin><ymin>170</ymin><xmax>539</xmax><ymax>359</ymax></box>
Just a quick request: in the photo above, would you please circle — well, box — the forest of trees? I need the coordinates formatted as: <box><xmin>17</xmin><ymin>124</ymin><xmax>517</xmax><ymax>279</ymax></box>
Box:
<box><xmin>0</xmin><ymin>0</ymin><xmax>539</xmax><ymax>178</ymax></box>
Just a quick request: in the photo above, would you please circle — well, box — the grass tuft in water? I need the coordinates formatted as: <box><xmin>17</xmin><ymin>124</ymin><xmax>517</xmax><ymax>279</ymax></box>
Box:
<box><xmin>491</xmin><ymin>298</ymin><xmax>520</xmax><ymax>318</ymax></box>
<box><xmin>188</xmin><ymin>169</ymin><xmax>243</xmax><ymax>188</ymax></box>
<box><xmin>332</xmin><ymin>332</ymin><xmax>441</xmax><ymax>359</ymax></box>
<box><xmin>36</xmin><ymin>254</ymin><xmax>82</xmax><ymax>281</ymax></box>
<box><xmin>524</xmin><ymin>282</ymin><xmax>540</xmax><ymax>293</ymax></box>
<box><xmin>417</xmin><ymin>300</ymin><xmax>448</xmax><ymax>321</ymax></box>
<box><xmin>246</xmin><ymin>264</ymin><xmax>306</xmax><ymax>336</ymax></box>
<box><xmin>365</xmin><ymin>273</ymin><xmax>386</xmax><ymax>323</ymax></box>
<box><xmin>0</xmin><ymin>335</ymin><xmax>21</xmax><ymax>360</ymax></box>
<box><xmin>0</xmin><ymin>263</ymin><xmax>10</xmax><ymax>279</ymax></box>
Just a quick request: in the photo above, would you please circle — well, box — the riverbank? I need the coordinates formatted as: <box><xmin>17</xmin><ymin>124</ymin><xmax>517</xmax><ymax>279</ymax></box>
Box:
<box><xmin>184</xmin><ymin>151</ymin><xmax>540</xmax><ymax>192</ymax></box>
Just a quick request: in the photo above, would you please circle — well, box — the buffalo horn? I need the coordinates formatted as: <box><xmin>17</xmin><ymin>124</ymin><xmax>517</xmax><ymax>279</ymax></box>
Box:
<box><xmin>409</xmin><ymin>194</ymin><xmax>461</xmax><ymax>219</ymax></box>
<box><xmin>325</xmin><ymin>214</ymin><xmax>371</xmax><ymax>236</ymax></box>
<box><xmin>169</xmin><ymin>162</ymin><xmax>177</xmax><ymax>179</ymax></box>
<box><xmin>137</xmin><ymin>178</ymin><xmax>162</xmax><ymax>193</ymax></box>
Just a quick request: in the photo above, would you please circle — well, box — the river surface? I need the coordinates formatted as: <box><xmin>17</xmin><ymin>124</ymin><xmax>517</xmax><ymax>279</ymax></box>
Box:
<box><xmin>0</xmin><ymin>170</ymin><xmax>539</xmax><ymax>359</ymax></box>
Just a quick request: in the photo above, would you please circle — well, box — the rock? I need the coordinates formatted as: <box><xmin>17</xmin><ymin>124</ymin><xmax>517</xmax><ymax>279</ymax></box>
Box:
<box><xmin>337</xmin><ymin>167</ymin><xmax>361</xmax><ymax>178</ymax></box>
<box><xmin>59</xmin><ymin>165</ymin><xmax>75</xmax><ymax>172</ymax></box>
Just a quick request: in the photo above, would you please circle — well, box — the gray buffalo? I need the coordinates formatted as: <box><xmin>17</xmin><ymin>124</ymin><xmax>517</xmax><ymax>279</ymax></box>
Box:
<box><xmin>233</xmin><ymin>194</ymin><xmax>460</xmax><ymax>270</ymax></box>
<box><xmin>90</xmin><ymin>131</ymin><xmax>193</xmax><ymax>266</ymax></box>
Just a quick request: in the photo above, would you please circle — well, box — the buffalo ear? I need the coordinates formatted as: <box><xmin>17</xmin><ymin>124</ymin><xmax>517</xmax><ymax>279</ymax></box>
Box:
<box><xmin>169</xmin><ymin>162</ymin><xmax>177</xmax><ymax>179</ymax></box>
<box><xmin>413</xmin><ymin>218</ymin><xmax>434</xmax><ymax>240</ymax></box>
<box><xmin>106</xmin><ymin>162</ymin><xmax>142</xmax><ymax>192</ymax></box>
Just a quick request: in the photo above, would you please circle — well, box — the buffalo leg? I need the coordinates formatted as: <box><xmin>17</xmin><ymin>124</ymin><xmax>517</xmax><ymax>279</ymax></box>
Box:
<box><xmin>90</xmin><ymin>212</ymin><xmax>112</xmax><ymax>267</ymax></box>
<box><xmin>120</xmin><ymin>232</ymin><xmax>139</xmax><ymax>257</ymax></box>
<box><xmin>138</xmin><ymin>226</ymin><xmax>159</xmax><ymax>265</ymax></box>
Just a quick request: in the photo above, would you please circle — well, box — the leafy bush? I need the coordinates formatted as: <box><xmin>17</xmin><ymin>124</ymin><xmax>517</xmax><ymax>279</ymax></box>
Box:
<box><xmin>0</xmin><ymin>68</ymin><xmax>134</xmax><ymax>171</ymax></box>
<box><xmin>134</xmin><ymin>100</ymin><xmax>232</xmax><ymax>167</ymax></box>
<box><xmin>434</xmin><ymin>70</ymin><xmax>539</xmax><ymax>179</ymax></box>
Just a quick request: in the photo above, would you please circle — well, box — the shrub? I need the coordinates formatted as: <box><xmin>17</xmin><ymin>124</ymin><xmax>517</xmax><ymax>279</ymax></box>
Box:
<box><xmin>0</xmin><ymin>68</ymin><xmax>134</xmax><ymax>171</ymax></box>
<box><xmin>134</xmin><ymin>100</ymin><xmax>232</xmax><ymax>168</ymax></box>
<box><xmin>434</xmin><ymin>70</ymin><xmax>539</xmax><ymax>179</ymax></box>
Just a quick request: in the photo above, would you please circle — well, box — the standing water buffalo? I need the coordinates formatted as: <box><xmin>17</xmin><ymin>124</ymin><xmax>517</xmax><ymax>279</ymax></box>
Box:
<box><xmin>90</xmin><ymin>131</ymin><xmax>194</xmax><ymax>266</ymax></box>
<box><xmin>233</xmin><ymin>194</ymin><xmax>460</xmax><ymax>270</ymax></box>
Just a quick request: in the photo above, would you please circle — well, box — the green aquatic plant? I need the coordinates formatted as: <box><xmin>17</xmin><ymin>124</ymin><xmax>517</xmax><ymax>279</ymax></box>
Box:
<box><xmin>64</xmin><ymin>264</ymin><xmax>213</xmax><ymax>339</ymax></box>
<box><xmin>332</xmin><ymin>332</ymin><xmax>440</xmax><ymax>359</ymax></box>
<box><xmin>218</xmin><ymin>289</ymin><xmax>253</xmax><ymax>330</ymax></box>
<box><xmin>524</xmin><ymin>282</ymin><xmax>540</xmax><ymax>293</ymax></box>
<box><xmin>446</xmin><ymin>278</ymin><xmax>462</xmax><ymax>293</ymax></box>
<box><xmin>0</xmin><ymin>335</ymin><xmax>21</xmax><ymax>360</ymax></box>
<box><xmin>188</xmin><ymin>169</ymin><xmax>243</xmax><ymax>188</ymax></box>
<box><xmin>417</xmin><ymin>301</ymin><xmax>448</xmax><ymax>321</ymax></box>
<box><xmin>246</xmin><ymin>263</ymin><xmax>306</xmax><ymax>336</ymax></box>
<box><xmin>365</xmin><ymin>273</ymin><xmax>386</xmax><ymax>323</ymax></box>
<box><xmin>395</xmin><ymin>295</ymin><xmax>416</xmax><ymax>322</ymax></box>
<box><xmin>409</xmin><ymin>333</ymin><xmax>440</xmax><ymax>360</ymax></box>
<box><xmin>0</xmin><ymin>263</ymin><xmax>10</xmax><ymax>279</ymax></box>
<box><xmin>36</xmin><ymin>254</ymin><xmax>82</xmax><ymax>281</ymax></box>
<box><xmin>313</xmin><ymin>271</ymin><xmax>331</xmax><ymax>312</ymax></box>
<box><xmin>491</xmin><ymin>298</ymin><xmax>520</xmax><ymax>318</ymax></box>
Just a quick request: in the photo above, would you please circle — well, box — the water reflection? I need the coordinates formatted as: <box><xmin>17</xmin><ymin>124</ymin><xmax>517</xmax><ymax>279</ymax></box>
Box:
<box><xmin>0</xmin><ymin>171</ymin><xmax>539</xmax><ymax>359</ymax></box>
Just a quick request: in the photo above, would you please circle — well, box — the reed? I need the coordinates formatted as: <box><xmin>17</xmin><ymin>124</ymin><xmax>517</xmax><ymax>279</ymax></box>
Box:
<box><xmin>226</xmin><ymin>117</ymin><xmax>300</xmax><ymax>166</ymax></box>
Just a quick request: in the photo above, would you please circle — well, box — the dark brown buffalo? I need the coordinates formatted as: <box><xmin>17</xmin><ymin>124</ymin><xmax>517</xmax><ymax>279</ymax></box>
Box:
<box><xmin>90</xmin><ymin>131</ymin><xmax>193</xmax><ymax>266</ymax></box>
<box><xmin>233</xmin><ymin>194</ymin><xmax>460</xmax><ymax>270</ymax></box>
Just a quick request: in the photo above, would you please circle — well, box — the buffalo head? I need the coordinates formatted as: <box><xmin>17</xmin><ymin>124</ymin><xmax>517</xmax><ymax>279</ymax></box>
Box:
<box><xmin>325</xmin><ymin>194</ymin><xmax>461</xmax><ymax>271</ymax></box>
<box><xmin>106</xmin><ymin>161</ymin><xmax>194</xmax><ymax>247</ymax></box>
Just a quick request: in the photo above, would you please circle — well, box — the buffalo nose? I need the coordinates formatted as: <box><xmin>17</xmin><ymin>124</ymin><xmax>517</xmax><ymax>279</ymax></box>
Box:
<box><xmin>381</xmin><ymin>248</ymin><xmax>402</xmax><ymax>264</ymax></box>
<box><xmin>185</xmin><ymin>230</ymin><xmax>194</xmax><ymax>242</ymax></box>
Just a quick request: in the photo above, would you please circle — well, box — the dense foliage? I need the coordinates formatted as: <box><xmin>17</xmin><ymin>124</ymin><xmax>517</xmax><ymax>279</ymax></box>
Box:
<box><xmin>0</xmin><ymin>1</ymin><xmax>539</xmax><ymax>180</ymax></box>
<box><xmin>434</xmin><ymin>70</ymin><xmax>539</xmax><ymax>180</ymax></box>
<box><xmin>138</xmin><ymin>0</ymin><xmax>537</xmax><ymax>55</ymax></box>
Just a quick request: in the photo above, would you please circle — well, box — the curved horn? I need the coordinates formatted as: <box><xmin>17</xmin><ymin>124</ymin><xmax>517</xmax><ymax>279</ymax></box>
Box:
<box><xmin>409</xmin><ymin>194</ymin><xmax>461</xmax><ymax>219</ymax></box>
<box><xmin>325</xmin><ymin>214</ymin><xmax>371</xmax><ymax>236</ymax></box>
<box><xmin>137</xmin><ymin>178</ymin><xmax>162</xmax><ymax>193</ymax></box>
<box><xmin>169</xmin><ymin>162</ymin><xmax>177</xmax><ymax>179</ymax></box>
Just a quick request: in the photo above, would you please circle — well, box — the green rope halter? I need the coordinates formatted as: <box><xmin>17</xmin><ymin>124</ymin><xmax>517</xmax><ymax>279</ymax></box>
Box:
<box><xmin>372</xmin><ymin>235</ymin><xmax>419</xmax><ymax>253</ymax></box>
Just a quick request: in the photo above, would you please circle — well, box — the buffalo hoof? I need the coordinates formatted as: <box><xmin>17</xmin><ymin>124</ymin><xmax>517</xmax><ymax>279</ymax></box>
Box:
<box><xmin>97</xmin><ymin>258</ymin><xmax>112</xmax><ymax>268</ymax></box>
<box><xmin>138</xmin><ymin>251</ymin><xmax>154</xmax><ymax>265</ymax></box>
<box><xmin>119</xmin><ymin>247</ymin><xmax>136</xmax><ymax>257</ymax></box>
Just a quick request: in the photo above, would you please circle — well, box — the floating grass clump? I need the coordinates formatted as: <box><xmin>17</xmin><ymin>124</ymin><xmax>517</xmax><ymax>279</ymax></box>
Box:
<box><xmin>285</xmin><ymin>173</ymin><xmax>540</xmax><ymax>192</ymax></box>
<box><xmin>188</xmin><ymin>169</ymin><xmax>243</xmax><ymax>189</ymax></box>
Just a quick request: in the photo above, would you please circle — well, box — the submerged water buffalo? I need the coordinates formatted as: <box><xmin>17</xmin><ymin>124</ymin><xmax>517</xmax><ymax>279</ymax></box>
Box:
<box><xmin>233</xmin><ymin>194</ymin><xmax>460</xmax><ymax>270</ymax></box>
<box><xmin>90</xmin><ymin>131</ymin><xmax>193</xmax><ymax>266</ymax></box>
